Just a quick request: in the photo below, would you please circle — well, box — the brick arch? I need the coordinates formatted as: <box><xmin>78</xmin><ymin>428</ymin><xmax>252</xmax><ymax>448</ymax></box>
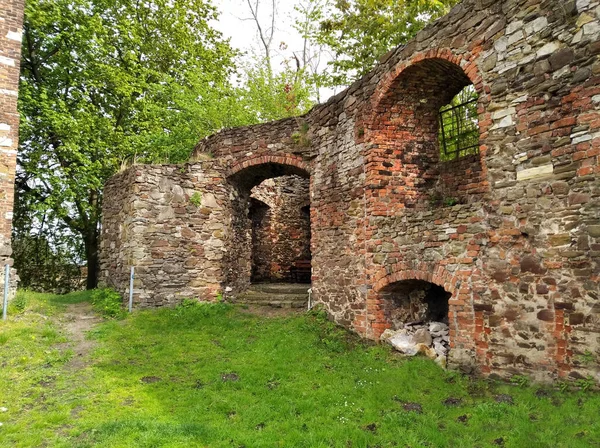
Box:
<box><xmin>372</xmin><ymin>263</ymin><xmax>459</xmax><ymax>296</ymax></box>
<box><xmin>227</xmin><ymin>153</ymin><xmax>310</xmax><ymax>178</ymax></box>
<box><xmin>366</xmin><ymin>262</ymin><xmax>477</xmax><ymax>343</ymax></box>
<box><xmin>371</xmin><ymin>48</ymin><xmax>487</xmax><ymax>117</ymax></box>
<box><xmin>361</xmin><ymin>48</ymin><xmax>490</xmax><ymax>212</ymax></box>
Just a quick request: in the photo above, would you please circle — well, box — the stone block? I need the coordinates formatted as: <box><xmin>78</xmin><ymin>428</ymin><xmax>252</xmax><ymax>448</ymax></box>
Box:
<box><xmin>516</xmin><ymin>164</ymin><xmax>553</xmax><ymax>181</ymax></box>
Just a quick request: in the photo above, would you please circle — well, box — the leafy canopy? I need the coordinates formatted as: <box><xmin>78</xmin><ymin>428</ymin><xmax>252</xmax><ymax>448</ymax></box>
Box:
<box><xmin>313</xmin><ymin>0</ymin><xmax>460</xmax><ymax>87</ymax></box>
<box><xmin>17</xmin><ymin>0</ymin><xmax>243</xmax><ymax>288</ymax></box>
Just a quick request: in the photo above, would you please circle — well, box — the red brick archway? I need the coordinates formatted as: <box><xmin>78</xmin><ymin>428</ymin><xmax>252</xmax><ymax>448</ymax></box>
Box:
<box><xmin>371</xmin><ymin>48</ymin><xmax>488</xmax><ymax>117</ymax></box>
<box><xmin>227</xmin><ymin>153</ymin><xmax>310</xmax><ymax>178</ymax></box>
<box><xmin>366</xmin><ymin>263</ymin><xmax>479</xmax><ymax>353</ymax></box>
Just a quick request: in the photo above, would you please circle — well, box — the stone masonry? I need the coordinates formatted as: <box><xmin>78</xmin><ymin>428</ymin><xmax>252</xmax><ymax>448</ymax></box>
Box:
<box><xmin>0</xmin><ymin>0</ymin><xmax>24</xmax><ymax>297</ymax></box>
<box><xmin>101</xmin><ymin>0</ymin><xmax>600</xmax><ymax>383</ymax></box>
<box><xmin>249</xmin><ymin>176</ymin><xmax>311</xmax><ymax>281</ymax></box>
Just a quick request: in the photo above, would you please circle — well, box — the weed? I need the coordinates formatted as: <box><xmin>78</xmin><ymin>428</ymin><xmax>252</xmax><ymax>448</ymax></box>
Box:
<box><xmin>91</xmin><ymin>288</ymin><xmax>124</xmax><ymax>318</ymax></box>
<box><xmin>443</xmin><ymin>196</ymin><xmax>458</xmax><ymax>207</ymax></box>
<box><xmin>578</xmin><ymin>350</ymin><xmax>595</xmax><ymax>365</ymax></box>
<box><xmin>291</xmin><ymin>122</ymin><xmax>311</xmax><ymax>147</ymax></box>
<box><xmin>9</xmin><ymin>292</ymin><xmax>28</xmax><ymax>313</ymax></box>
<box><xmin>575</xmin><ymin>376</ymin><xmax>596</xmax><ymax>392</ymax></box>
<box><xmin>510</xmin><ymin>374</ymin><xmax>530</xmax><ymax>388</ymax></box>
<box><xmin>189</xmin><ymin>191</ymin><xmax>202</xmax><ymax>206</ymax></box>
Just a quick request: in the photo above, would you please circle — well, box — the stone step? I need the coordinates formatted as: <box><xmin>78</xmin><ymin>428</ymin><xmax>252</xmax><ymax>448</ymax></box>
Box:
<box><xmin>235</xmin><ymin>283</ymin><xmax>310</xmax><ymax>309</ymax></box>
<box><xmin>249</xmin><ymin>283</ymin><xmax>311</xmax><ymax>295</ymax></box>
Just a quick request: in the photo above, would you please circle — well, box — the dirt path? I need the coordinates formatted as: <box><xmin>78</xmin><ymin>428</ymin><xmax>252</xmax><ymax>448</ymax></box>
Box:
<box><xmin>60</xmin><ymin>302</ymin><xmax>103</xmax><ymax>369</ymax></box>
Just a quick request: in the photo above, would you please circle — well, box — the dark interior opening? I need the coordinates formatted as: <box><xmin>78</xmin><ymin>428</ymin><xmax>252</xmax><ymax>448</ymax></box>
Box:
<box><xmin>227</xmin><ymin>165</ymin><xmax>311</xmax><ymax>289</ymax></box>
<box><xmin>380</xmin><ymin>279</ymin><xmax>451</xmax><ymax>330</ymax></box>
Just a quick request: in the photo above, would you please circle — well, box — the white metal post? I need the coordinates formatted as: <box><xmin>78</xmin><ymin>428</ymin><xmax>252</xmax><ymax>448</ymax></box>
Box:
<box><xmin>2</xmin><ymin>264</ymin><xmax>10</xmax><ymax>321</ymax></box>
<box><xmin>128</xmin><ymin>266</ymin><xmax>134</xmax><ymax>313</ymax></box>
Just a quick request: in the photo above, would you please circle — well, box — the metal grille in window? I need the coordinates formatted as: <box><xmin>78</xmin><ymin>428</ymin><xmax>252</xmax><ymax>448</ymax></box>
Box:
<box><xmin>439</xmin><ymin>98</ymin><xmax>479</xmax><ymax>161</ymax></box>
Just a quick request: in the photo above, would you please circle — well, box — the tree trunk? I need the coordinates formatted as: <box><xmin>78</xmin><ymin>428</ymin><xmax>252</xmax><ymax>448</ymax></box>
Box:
<box><xmin>84</xmin><ymin>227</ymin><xmax>99</xmax><ymax>290</ymax></box>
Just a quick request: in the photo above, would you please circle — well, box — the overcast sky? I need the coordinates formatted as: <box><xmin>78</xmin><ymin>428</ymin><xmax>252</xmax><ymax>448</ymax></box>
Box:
<box><xmin>212</xmin><ymin>0</ymin><xmax>338</xmax><ymax>102</ymax></box>
<box><xmin>214</xmin><ymin>0</ymin><xmax>305</xmax><ymax>67</ymax></box>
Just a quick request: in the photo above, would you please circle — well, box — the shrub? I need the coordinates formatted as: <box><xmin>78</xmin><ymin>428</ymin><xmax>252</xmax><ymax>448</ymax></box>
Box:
<box><xmin>91</xmin><ymin>288</ymin><xmax>124</xmax><ymax>318</ymax></box>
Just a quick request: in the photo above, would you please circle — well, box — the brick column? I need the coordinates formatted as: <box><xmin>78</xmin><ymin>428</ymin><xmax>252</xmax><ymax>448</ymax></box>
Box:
<box><xmin>0</xmin><ymin>0</ymin><xmax>25</xmax><ymax>294</ymax></box>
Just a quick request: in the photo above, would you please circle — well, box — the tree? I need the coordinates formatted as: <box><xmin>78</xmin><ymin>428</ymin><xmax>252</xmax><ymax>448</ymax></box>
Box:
<box><xmin>238</xmin><ymin>0</ymin><xmax>315</xmax><ymax>120</ymax></box>
<box><xmin>312</xmin><ymin>0</ymin><xmax>460</xmax><ymax>88</ymax></box>
<box><xmin>17</xmin><ymin>0</ymin><xmax>242</xmax><ymax>289</ymax></box>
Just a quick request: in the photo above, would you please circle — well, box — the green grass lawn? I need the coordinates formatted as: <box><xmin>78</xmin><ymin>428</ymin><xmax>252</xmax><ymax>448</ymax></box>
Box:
<box><xmin>1</xmin><ymin>291</ymin><xmax>599</xmax><ymax>448</ymax></box>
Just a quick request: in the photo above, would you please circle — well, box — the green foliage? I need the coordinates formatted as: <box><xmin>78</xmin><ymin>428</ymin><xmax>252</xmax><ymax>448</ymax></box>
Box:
<box><xmin>12</xmin><ymin>233</ymin><xmax>84</xmax><ymax>293</ymax></box>
<box><xmin>578</xmin><ymin>350</ymin><xmax>595</xmax><ymax>365</ymax></box>
<box><xmin>17</xmin><ymin>0</ymin><xmax>244</xmax><ymax>288</ymax></box>
<box><xmin>575</xmin><ymin>376</ymin><xmax>597</xmax><ymax>392</ymax></box>
<box><xmin>429</xmin><ymin>190</ymin><xmax>460</xmax><ymax>208</ymax></box>
<box><xmin>91</xmin><ymin>288</ymin><xmax>124</xmax><ymax>318</ymax></box>
<box><xmin>311</xmin><ymin>0</ymin><xmax>460</xmax><ymax>87</ymax></box>
<box><xmin>510</xmin><ymin>374</ymin><xmax>530</xmax><ymax>388</ymax></box>
<box><xmin>236</xmin><ymin>58</ymin><xmax>315</xmax><ymax>123</ymax></box>
<box><xmin>189</xmin><ymin>192</ymin><xmax>202</xmax><ymax>207</ymax></box>
<box><xmin>438</xmin><ymin>85</ymin><xmax>480</xmax><ymax>161</ymax></box>
<box><xmin>9</xmin><ymin>293</ymin><xmax>28</xmax><ymax>314</ymax></box>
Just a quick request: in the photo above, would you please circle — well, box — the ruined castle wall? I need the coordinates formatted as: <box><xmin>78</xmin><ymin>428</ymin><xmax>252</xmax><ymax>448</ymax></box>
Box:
<box><xmin>101</xmin><ymin>0</ymin><xmax>600</xmax><ymax>382</ymax></box>
<box><xmin>0</xmin><ymin>0</ymin><xmax>24</xmax><ymax>295</ymax></box>
<box><xmin>356</xmin><ymin>0</ymin><xmax>600</xmax><ymax>382</ymax></box>
<box><xmin>100</xmin><ymin>161</ymin><xmax>232</xmax><ymax>306</ymax></box>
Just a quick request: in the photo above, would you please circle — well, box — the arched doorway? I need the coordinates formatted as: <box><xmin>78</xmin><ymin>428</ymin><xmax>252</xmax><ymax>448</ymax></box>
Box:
<box><xmin>226</xmin><ymin>161</ymin><xmax>312</xmax><ymax>294</ymax></box>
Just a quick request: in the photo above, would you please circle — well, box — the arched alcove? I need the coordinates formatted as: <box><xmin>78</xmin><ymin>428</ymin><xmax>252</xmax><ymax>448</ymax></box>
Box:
<box><xmin>366</xmin><ymin>57</ymin><xmax>487</xmax><ymax>211</ymax></box>
<box><xmin>379</xmin><ymin>279</ymin><xmax>451</xmax><ymax>329</ymax></box>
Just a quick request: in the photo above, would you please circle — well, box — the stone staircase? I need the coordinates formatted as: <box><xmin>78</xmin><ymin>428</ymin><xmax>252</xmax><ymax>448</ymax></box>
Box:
<box><xmin>235</xmin><ymin>283</ymin><xmax>310</xmax><ymax>308</ymax></box>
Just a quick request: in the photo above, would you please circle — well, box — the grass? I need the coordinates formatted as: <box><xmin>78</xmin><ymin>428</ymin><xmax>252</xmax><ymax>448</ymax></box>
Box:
<box><xmin>0</xmin><ymin>291</ymin><xmax>599</xmax><ymax>447</ymax></box>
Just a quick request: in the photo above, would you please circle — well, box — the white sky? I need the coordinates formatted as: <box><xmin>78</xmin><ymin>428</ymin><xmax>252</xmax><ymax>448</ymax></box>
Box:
<box><xmin>213</xmin><ymin>0</ymin><xmax>338</xmax><ymax>102</ymax></box>
<box><xmin>214</xmin><ymin>0</ymin><xmax>305</xmax><ymax>66</ymax></box>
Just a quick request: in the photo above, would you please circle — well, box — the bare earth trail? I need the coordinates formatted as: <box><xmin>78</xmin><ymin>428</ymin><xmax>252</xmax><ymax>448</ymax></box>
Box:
<box><xmin>59</xmin><ymin>302</ymin><xmax>103</xmax><ymax>370</ymax></box>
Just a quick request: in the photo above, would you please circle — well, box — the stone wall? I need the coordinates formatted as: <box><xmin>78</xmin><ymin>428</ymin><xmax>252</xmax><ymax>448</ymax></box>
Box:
<box><xmin>0</xmin><ymin>0</ymin><xmax>23</xmax><ymax>298</ymax></box>
<box><xmin>100</xmin><ymin>162</ymin><xmax>232</xmax><ymax>306</ymax></box>
<box><xmin>102</xmin><ymin>0</ymin><xmax>600</xmax><ymax>383</ymax></box>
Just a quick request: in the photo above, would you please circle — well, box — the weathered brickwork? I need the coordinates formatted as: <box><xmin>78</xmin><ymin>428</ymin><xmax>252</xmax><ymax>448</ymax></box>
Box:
<box><xmin>0</xmin><ymin>0</ymin><xmax>24</xmax><ymax>295</ymax></box>
<box><xmin>101</xmin><ymin>0</ymin><xmax>600</xmax><ymax>383</ymax></box>
<box><xmin>249</xmin><ymin>176</ymin><xmax>311</xmax><ymax>281</ymax></box>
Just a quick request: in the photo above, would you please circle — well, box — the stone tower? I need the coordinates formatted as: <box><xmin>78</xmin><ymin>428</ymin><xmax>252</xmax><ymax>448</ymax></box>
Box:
<box><xmin>0</xmin><ymin>0</ymin><xmax>24</xmax><ymax>289</ymax></box>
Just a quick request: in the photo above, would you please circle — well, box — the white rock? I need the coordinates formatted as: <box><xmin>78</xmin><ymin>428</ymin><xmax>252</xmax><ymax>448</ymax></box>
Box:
<box><xmin>429</xmin><ymin>322</ymin><xmax>448</xmax><ymax>333</ymax></box>
<box><xmin>388</xmin><ymin>332</ymin><xmax>420</xmax><ymax>355</ymax></box>
<box><xmin>583</xmin><ymin>21</ymin><xmax>600</xmax><ymax>36</ymax></box>
<box><xmin>413</xmin><ymin>328</ymin><xmax>433</xmax><ymax>346</ymax></box>
<box><xmin>380</xmin><ymin>328</ymin><xmax>398</xmax><ymax>342</ymax></box>
<box><xmin>537</xmin><ymin>42</ymin><xmax>559</xmax><ymax>58</ymax></box>
<box><xmin>434</xmin><ymin>341</ymin><xmax>448</xmax><ymax>356</ymax></box>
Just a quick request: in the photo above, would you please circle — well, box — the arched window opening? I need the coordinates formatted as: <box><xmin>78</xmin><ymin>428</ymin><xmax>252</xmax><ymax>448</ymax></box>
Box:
<box><xmin>438</xmin><ymin>85</ymin><xmax>479</xmax><ymax>161</ymax></box>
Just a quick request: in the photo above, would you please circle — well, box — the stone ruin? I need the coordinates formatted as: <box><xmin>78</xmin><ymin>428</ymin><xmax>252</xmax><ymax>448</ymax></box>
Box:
<box><xmin>99</xmin><ymin>0</ymin><xmax>600</xmax><ymax>383</ymax></box>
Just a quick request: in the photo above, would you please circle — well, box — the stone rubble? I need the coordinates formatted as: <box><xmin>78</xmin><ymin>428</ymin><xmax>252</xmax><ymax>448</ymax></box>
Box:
<box><xmin>381</xmin><ymin>321</ymin><xmax>451</xmax><ymax>368</ymax></box>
